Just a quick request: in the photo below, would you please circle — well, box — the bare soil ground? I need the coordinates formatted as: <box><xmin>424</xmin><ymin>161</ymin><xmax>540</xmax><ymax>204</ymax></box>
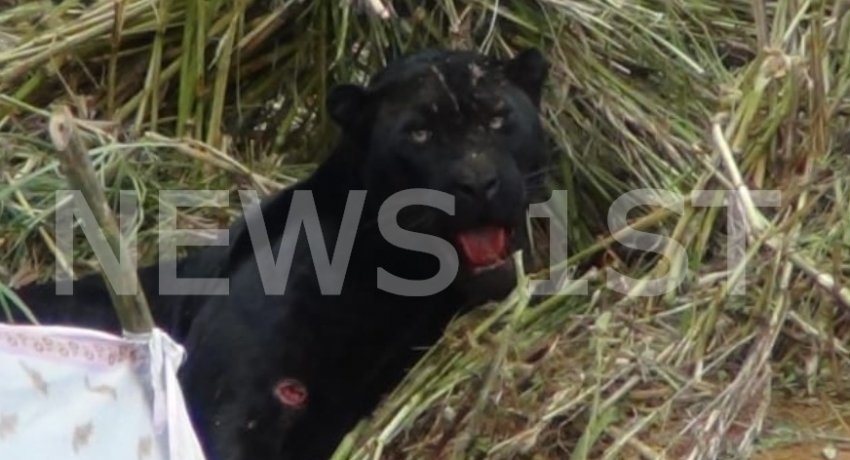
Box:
<box><xmin>752</xmin><ymin>393</ymin><xmax>850</xmax><ymax>460</ymax></box>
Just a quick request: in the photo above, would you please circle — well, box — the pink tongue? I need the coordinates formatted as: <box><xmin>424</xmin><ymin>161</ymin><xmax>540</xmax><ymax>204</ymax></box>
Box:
<box><xmin>456</xmin><ymin>227</ymin><xmax>508</xmax><ymax>267</ymax></box>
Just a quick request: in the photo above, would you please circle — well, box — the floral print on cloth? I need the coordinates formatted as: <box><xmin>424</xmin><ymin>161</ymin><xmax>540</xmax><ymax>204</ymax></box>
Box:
<box><xmin>0</xmin><ymin>323</ymin><xmax>206</xmax><ymax>460</ymax></box>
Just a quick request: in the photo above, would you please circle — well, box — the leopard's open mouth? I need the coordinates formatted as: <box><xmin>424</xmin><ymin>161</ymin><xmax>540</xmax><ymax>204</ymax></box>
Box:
<box><xmin>454</xmin><ymin>226</ymin><xmax>512</xmax><ymax>274</ymax></box>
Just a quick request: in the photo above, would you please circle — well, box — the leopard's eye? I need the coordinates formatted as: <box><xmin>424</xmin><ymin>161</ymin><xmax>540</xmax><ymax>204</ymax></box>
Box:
<box><xmin>410</xmin><ymin>129</ymin><xmax>432</xmax><ymax>143</ymax></box>
<box><xmin>488</xmin><ymin>116</ymin><xmax>504</xmax><ymax>130</ymax></box>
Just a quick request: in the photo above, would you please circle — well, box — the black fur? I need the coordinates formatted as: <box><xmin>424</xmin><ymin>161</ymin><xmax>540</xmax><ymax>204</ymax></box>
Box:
<box><xmin>8</xmin><ymin>47</ymin><xmax>551</xmax><ymax>460</ymax></box>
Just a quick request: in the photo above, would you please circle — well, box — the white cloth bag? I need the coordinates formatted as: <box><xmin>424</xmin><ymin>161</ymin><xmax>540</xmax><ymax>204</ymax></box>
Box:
<box><xmin>0</xmin><ymin>323</ymin><xmax>207</xmax><ymax>460</ymax></box>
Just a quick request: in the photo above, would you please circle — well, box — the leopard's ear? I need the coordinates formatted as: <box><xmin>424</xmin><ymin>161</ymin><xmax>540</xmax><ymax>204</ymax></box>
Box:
<box><xmin>327</xmin><ymin>84</ymin><xmax>368</xmax><ymax>129</ymax></box>
<box><xmin>502</xmin><ymin>48</ymin><xmax>549</xmax><ymax>107</ymax></box>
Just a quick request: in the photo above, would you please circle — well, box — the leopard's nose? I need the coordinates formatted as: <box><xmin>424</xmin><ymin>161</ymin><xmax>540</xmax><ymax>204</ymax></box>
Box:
<box><xmin>450</xmin><ymin>153</ymin><xmax>500</xmax><ymax>202</ymax></box>
<box><xmin>454</xmin><ymin>172</ymin><xmax>500</xmax><ymax>201</ymax></box>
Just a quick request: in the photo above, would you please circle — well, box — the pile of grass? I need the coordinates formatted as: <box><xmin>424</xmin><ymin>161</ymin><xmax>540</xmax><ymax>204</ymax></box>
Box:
<box><xmin>2</xmin><ymin>0</ymin><xmax>850</xmax><ymax>458</ymax></box>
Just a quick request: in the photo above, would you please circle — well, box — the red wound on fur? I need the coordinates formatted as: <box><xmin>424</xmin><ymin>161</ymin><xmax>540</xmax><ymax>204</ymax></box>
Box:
<box><xmin>455</xmin><ymin>226</ymin><xmax>508</xmax><ymax>267</ymax></box>
<box><xmin>273</xmin><ymin>379</ymin><xmax>308</xmax><ymax>409</ymax></box>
